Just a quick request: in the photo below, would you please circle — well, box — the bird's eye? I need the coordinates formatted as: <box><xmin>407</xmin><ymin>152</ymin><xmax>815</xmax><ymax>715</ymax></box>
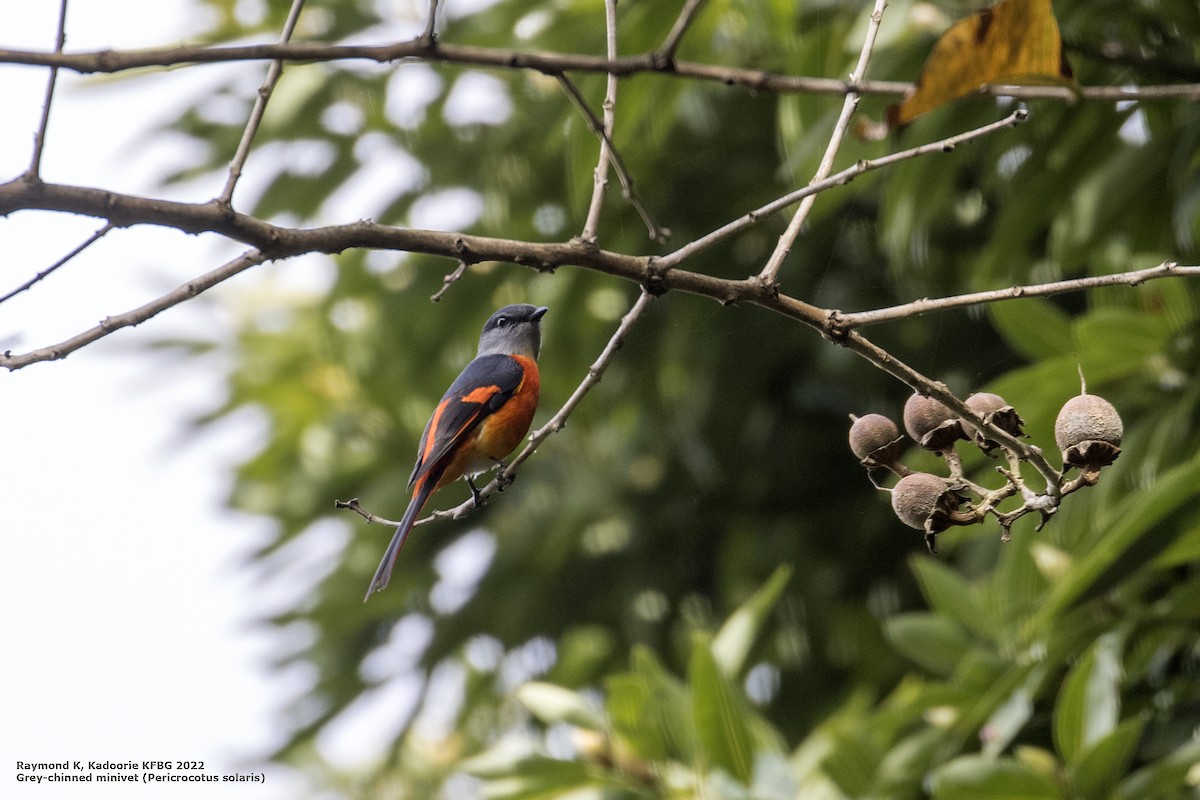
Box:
<box><xmin>495</xmin><ymin>316</ymin><xmax>508</xmax><ymax>327</ymax></box>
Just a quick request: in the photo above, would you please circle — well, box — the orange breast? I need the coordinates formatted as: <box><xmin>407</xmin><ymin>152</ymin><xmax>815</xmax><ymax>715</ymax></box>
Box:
<box><xmin>435</xmin><ymin>355</ymin><xmax>540</xmax><ymax>489</ymax></box>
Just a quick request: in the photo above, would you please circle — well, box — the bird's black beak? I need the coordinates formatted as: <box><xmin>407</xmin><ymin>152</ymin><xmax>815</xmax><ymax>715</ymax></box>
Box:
<box><xmin>531</xmin><ymin>306</ymin><xmax>549</xmax><ymax>322</ymax></box>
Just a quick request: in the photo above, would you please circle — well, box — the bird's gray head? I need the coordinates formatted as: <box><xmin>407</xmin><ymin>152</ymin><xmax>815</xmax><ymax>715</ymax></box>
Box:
<box><xmin>476</xmin><ymin>304</ymin><xmax>548</xmax><ymax>360</ymax></box>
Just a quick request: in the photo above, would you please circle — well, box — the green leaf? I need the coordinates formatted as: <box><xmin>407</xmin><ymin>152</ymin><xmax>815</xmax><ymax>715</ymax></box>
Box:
<box><xmin>605</xmin><ymin>646</ymin><xmax>692</xmax><ymax>763</ymax></box>
<box><xmin>470</xmin><ymin>757</ymin><xmax>592</xmax><ymax>799</ymax></box>
<box><xmin>885</xmin><ymin>613</ymin><xmax>973</xmax><ymax>676</ymax></box>
<box><xmin>1075</xmin><ymin>307</ymin><xmax>1171</xmax><ymax>383</ymax></box>
<box><xmin>981</xmin><ymin>686</ymin><xmax>1034</xmax><ymax>757</ymax></box>
<box><xmin>930</xmin><ymin>755</ymin><xmax>1063</xmax><ymax>800</ymax></box>
<box><xmin>986</xmin><ymin>533</ymin><xmax>1050</xmax><ymax>644</ymax></box>
<box><xmin>990</xmin><ymin>299</ymin><xmax>1072</xmax><ymax>361</ymax></box>
<box><xmin>712</xmin><ymin>564</ymin><xmax>793</xmax><ymax>677</ymax></box>
<box><xmin>689</xmin><ymin>634</ymin><xmax>755</xmax><ymax>784</ymax></box>
<box><xmin>1069</xmin><ymin>715</ymin><xmax>1146</xmax><ymax>799</ymax></box>
<box><xmin>1161</xmin><ymin>579</ymin><xmax>1200</xmax><ymax>621</ymax></box>
<box><xmin>460</xmin><ymin>738</ymin><xmax>543</xmax><ymax>778</ymax></box>
<box><xmin>1114</xmin><ymin>736</ymin><xmax>1200</xmax><ymax>800</ymax></box>
<box><xmin>1025</xmin><ymin>455</ymin><xmax>1200</xmax><ymax>638</ymax></box>
<box><xmin>820</xmin><ymin>726</ymin><xmax>884</xmax><ymax>798</ymax></box>
<box><xmin>911</xmin><ymin>557</ymin><xmax>992</xmax><ymax>640</ymax></box>
<box><xmin>875</xmin><ymin>727</ymin><xmax>950</xmax><ymax>794</ymax></box>
<box><xmin>1053</xmin><ymin>633</ymin><xmax>1122</xmax><ymax>764</ymax></box>
<box><xmin>1154</xmin><ymin>521</ymin><xmax>1200</xmax><ymax>570</ymax></box>
<box><xmin>516</xmin><ymin>682</ymin><xmax>603</xmax><ymax>730</ymax></box>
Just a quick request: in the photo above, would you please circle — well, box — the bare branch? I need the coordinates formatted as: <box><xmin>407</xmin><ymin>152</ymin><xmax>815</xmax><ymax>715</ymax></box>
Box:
<box><xmin>218</xmin><ymin>0</ymin><xmax>307</xmax><ymax>206</ymax></box>
<box><xmin>430</xmin><ymin>260</ymin><xmax>469</xmax><ymax>302</ymax></box>
<box><xmin>581</xmin><ymin>0</ymin><xmax>619</xmax><ymax>244</ymax></box>
<box><xmin>832</xmin><ymin>260</ymin><xmax>1199</xmax><ymax>329</ymax></box>
<box><xmin>422</xmin><ymin>0</ymin><xmax>439</xmax><ymax>44</ymax></box>
<box><xmin>0</xmin><ymin>222</ymin><xmax>114</xmax><ymax>306</ymax></box>
<box><xmin>3</xmin><ymin>40</ymin><xmax>1198</xmax><ymax>102</ymax></box>
<box><xmin>27</xmin><ymin>0</ymin><xmax>69</xmax><ymax>178</ymax></box>
<box><xmin>657</xmin><ymin>109</ymin><xmax>1028</xmax><ymax>270</ymax></box>
<box><xmin>6</xmin><ymin>174</ymin><xmax>1200</xmax><ymax>380</ymax></box>
<box><xmin>334</xmin><ymin>498</ymin><xmax>400</xmax><ymax>527</ymax></box>
<box><xmin>0</xmin><ymin>176</ymin><xmax>766</xmax><ymax>316</ymax></box>
<box><xmin>0</xmin><ymin>250</ymin><xmax>268</xmax><ymax>370</ymax></box>
<box><xmin>758</xmin><ymin>0</ymin><xmax>888</xmax><ymax>288</ymax></box>
<box><xmin>657</xmin><ymin>0</ymin><xmax>707</xmax><ymax>65</ymax></box>
<box><xmin>558</xmin><ymin>75</ymin><xmax>668</xmax><ymax>242</ymax></box>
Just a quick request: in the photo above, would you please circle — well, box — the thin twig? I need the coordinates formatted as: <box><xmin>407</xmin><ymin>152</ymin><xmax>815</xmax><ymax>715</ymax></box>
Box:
<box><xmin>0</xmin><ymin>250</ymin><xmax>268</xmax><ymax>370</ymax></box>
<box><xmin>581</xmin><ymin>0</ymin><xmax>619</xmax><ymax>244</ymax></box>
<box><xmin>430</xmin><ymin>260</ymin><xmax>468</xmax><ymax>302</ymax></box>
<box><xmin>6</xmin><ymin>40</ymin><xmax>1200</xmax><ymax>102</ymax></box>
<box><xmin>334</xmin><ymin>498</ymin><xmax>397</xmax><ymax>527</ymax></box>
<box><xmin>832</xmin><ymin>260</ymin><xmax>1198</xmax><ymax>329</ymax></box>
<box><xmin>26</xmin><ymin>0</ymin><xmax>69</xmax><ymax>178</ymax></box>
<box><xmin>758</xmin><ymin>0</ymin><xmax>889</xmax><ymax>288</ymax></box>
<box><xmin>657</xmin><ymin>0</ymin><xmax>707</xmax><ymax>65</ymax></box>
<box><xmin>422</xmin><ymin>0</ymin><xmax>439</xmax><ymax>43</ymax></box>
<box><xmin>657</xmin><ymin>109</ymin><xmax>1027</xmax><ymax>270</ymax></box>
<box><xmin>0</xmin><ymin>222</ymin><xmax>114</xmax><ymax>306</ymax></box>
<box><xmin>559</xmin><ymin>75</ymin><xmax>667</xmax><ymax>242</ymax></box>
<box><xmin>218</xmin><ymin>0</ymin><xmax>307</xmax><ymax>206</ymax></box>
<box><xmin>340</xmin><ymin>289</ymin><xmax>658</xmax><ymax>530</ymax></box>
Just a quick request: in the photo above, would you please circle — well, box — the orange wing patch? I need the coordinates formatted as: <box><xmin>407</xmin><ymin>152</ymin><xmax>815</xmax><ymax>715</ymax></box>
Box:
<box><xmin>460</xmin><ymin>384</ymin><xmax>503</xmax><ymax>405</ymax></box>
<box><xmin>421</xmin><ymin>399</ymin><xmax>452</xmax><ymax>464</ymax></box>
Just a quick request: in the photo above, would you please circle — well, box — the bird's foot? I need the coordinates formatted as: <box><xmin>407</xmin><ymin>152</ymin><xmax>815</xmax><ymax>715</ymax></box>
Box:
<box><xmin>491</xmin><ymin>458</ymin><xmax>515</xmax><ymax>492</ymax></box>
<box><xmin>466</xmin><ymin>475</ymin><xmax>484</xmax><ymax>508</ymax></box>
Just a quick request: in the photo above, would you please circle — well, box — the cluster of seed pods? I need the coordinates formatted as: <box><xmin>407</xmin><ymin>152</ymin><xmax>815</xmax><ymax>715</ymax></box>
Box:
<box><xmin>849</xmin><ymin>389</ymin><xmax>1124</xmax><ymax>551</ymax></box>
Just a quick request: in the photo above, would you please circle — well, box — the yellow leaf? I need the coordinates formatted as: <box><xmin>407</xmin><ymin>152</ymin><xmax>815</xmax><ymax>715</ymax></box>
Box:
<box><xmin>889</xmin><ymin>0</ymin><xmax>1074</xmax><ymax>127</ymax></box>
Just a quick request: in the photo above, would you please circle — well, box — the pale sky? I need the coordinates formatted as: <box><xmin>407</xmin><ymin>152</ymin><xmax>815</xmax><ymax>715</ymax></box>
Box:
<box><xmin>2</xmin><ymin>2</ymin><xmax>325</xmax><ymax>797</ymax></box>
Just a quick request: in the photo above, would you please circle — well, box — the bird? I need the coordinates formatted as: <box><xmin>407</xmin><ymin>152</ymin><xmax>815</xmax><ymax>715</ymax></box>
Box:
<box><xmin>364</xmin><ymin>303</ymin><xmax>548</xmax><ymax>601</ymax></box>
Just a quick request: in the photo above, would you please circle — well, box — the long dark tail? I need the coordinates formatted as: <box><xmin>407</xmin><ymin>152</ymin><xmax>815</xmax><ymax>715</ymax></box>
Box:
<box><xmin>363</xmin><ymin>480</ymin><xmax>435</xmax><ymax>602</ymax></box>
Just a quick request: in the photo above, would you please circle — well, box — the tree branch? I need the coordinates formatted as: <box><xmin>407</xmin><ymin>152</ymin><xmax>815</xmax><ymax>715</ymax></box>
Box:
<box><xmin>831</xmin><ymin>260</ymin><xmax>1199</xmax><ymax>329</ymax></box>
<box><xmin>0</xmin><ymin>221</ymin><xmax>114</xmax><ymax>306</ymax></box>
<box><xmin>422</xmin><ymin>0</ymin><xmax>440</xmax><ymax>44</ymax></box>
<box><xmin>580</xmin><ymin>0</ymin><xmax>619</xmax><ymax>245</ymax></box>
<box><xmin>0</xmin><ymin>250</ymin><xmax>268</xmax><ymax>370</ymax></box>
<box><xmin>2</xmin><ymin>40</ymin><xmax>1197</xmax><ymax>101</ymax></box>
<box><xmin>4</xmin><ymin>170</ymin><xmax>1197</xmax><ymax>383</ymax></box>
<box><xmin>429</xmin><ymin>260</ymin><xmax>469</xmax><ymax>302</ymax></box>
<box><xmin>26</xmin><ymin>0</ymin><xmax>69</xmax><ymax>178</ymax></box>
<box><xmin>658</xmin><ymin>109</ymin><xmax>1027</xmax><ymax>270</ymax></box>
<box><xmin>758</xmin><ymin>0</ymin><xmax>888</xmax><ymax>288</ymax></box>
<box><xmin>656</xmin><ymin>0</ymin><xmax>707</xmax><ymax>65</ymax></box>
<box><xmin>218</xmin><ymin>0</ymin><xmax>306</xmax><ymax>206</ymax></box>
<box><xmin>0</xmin><ymin>110</ymin><xmax>1027</xmax><ymax>306</ymax></box>
<box><xmin>557</xmin><ymin>75</ymin><xmax>667</xmax><ymax>242</ymax></box>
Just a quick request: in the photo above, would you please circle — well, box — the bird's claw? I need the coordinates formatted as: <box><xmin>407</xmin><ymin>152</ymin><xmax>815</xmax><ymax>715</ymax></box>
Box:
<box><xmin>491</xmin><ymin>458</ymin><xmax>515</xmax><ymax>492</ymax></box>
<box><xmin>466</xmin><ymin>475</ymin><xmax>484</xmax><ymax>508</ymax></box>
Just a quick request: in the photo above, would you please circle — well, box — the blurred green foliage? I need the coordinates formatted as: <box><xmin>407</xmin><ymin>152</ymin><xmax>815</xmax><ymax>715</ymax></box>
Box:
<box><xmin>169</xmin><ymin>0</ymin><xmax>1200</xmax><ymax>796</ymax></box>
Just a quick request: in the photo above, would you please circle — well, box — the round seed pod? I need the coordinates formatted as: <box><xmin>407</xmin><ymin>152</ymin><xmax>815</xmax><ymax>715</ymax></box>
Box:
<box><xmin>891</xmin><ymin>472</ymin><xmax>949</xmax><ymax>531</ymax></box>
<box><xmin>891</xmin><ymin>472</ymin><xmax>977</xmax><ymax>552</ymax></box>
<box><xmin>961</xmin><ymin>392</ymin><xmax>1026</xmax><ymax>453</ymax></box>
<box><xmin>849</xmin><ymin>413</ymin><xmax>899</xmax><ymax>460</ymax></box>
<box><xmin>903</xmin><ymin>393</ymin><xmax>964</xmax><ymax>451</ymax></box>
<box><xmin>1054</xmin><ymin>394</ymin><xmax>1123</xmax><ymax>470</ymax></box>
<box><xmin>849</xmin><ymin>413</ymin><xmax>907</xmax><ymax>472</ymax></box>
